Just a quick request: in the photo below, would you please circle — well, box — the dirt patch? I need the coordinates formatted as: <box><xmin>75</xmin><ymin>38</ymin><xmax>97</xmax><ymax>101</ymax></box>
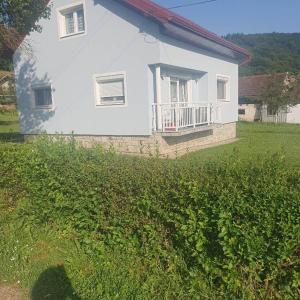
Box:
<box><xmin>0</xmin><ymin>285</ymin><xmax>26</xmax><ymax>300</ymax></box>
<box><xmin>0</xmin><ymin>104</ymin><xmax>16</xmax><ymax>111</ymax></box>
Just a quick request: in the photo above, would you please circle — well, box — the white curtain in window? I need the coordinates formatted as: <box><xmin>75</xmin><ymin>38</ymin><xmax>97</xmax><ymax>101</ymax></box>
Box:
<box><xmin>65</xmin><ymin>13</ymin><xmax>74</xmax><ymax>34</ymax></box>
<box><xmin>179</xmin><ymin>80</ymin><xmax>188</xmax><ymax>102</ymax></box>
<box><xmin>170</xmin><ymin>81</ymin><xmax>178</xmax><ymax>102</ymax></box>
<box><xmin>77</xmin><ymin>9</ymin><xmax>85</xmax><ymax>32</ymax></box>
<box><xmin>217</xmin><ymin>80</ymin><xmax>226</xmax><ymax>100</ymax></box>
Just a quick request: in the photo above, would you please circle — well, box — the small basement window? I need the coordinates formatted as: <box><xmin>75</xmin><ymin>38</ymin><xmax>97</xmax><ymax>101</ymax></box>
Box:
<box><xmin>33</xmin><ymin>86</ymin><xmax>53</xmax><ymax>109</ymax></box>
<box><xmin>58</xmin><ymin>3</ymin><xmax>86</xmax><ymax>38</ymax></box>
<box><xmin>94</xmin><ymin>73</ymin><xmax>126</xmax><ymax>106</ymax></box>
<box><xmin>238</xmin><ymin>109</ymin><xmax>246</xmax><ymax>115</ymax></box>
<box><xmin>217</xmin><ymin>75</ymin><xmax>230</xmax><ymax>101</ymax></box>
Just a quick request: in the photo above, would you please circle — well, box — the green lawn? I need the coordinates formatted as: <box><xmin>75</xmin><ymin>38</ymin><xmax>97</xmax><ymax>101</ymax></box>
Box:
<box><xmin>0</xmin><ymin>110</ymin><xmax>22</xmax><ymax>142</ymax></box>
<box><xmin>184</xmin><ymin>122</ymin><xmax>300</xmax><ymax>167</ymax></box>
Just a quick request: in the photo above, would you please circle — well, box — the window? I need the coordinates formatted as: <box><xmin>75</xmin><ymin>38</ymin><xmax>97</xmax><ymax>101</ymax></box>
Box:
<box><xmin>238</xmin><ymin>109</ymin><xmax>246</xmax><ymax>115</ymax></box>
<box><xmin>58</xmin><ymin>3</ymin><xmax>86</xmax><ymax>38</ymax></box>
<box><xmin>217</xmin><ymin>75</ymin><xmax>230</xmax><ymax>101</ymax></box>
<box><xmin>33</xmin><ymin>86</ymin><xmax>53</xmax><ymax>108</ymax></box>
<box><xmin>170</xmin><ymin>78</ymin><xmax>188</xmax><ymax>103</ymax></box>
<box><xmin>94</xmin><ymin>73</ymin><xmax>126</xmax><ymax>106</ymax></box>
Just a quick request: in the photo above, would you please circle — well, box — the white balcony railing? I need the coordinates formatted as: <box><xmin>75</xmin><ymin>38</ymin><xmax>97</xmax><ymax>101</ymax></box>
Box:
<box><xmin>153</xmin><ymin>102</ymin><xmax>213</xmax><ymax>132</ymax></box>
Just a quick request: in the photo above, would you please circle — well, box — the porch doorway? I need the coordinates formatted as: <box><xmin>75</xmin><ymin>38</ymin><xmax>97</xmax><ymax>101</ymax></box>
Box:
<box><xmin>170</xmin><ymin>78</ymin><xmax>188</xmax><ymax>103</ymax></box>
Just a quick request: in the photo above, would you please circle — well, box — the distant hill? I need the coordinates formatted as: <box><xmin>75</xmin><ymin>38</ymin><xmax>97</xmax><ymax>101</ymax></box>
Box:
<box><xmin>225</xmin><ymin>33</ymin><xmax>300</xmax><ymax>76</ymax></box>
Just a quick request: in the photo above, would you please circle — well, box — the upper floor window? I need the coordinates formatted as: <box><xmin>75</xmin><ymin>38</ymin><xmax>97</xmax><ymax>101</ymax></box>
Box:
<box><xmin>58</xmin><ymin>3</ymin><xmax>86</xmax><ymax>38</ymax></box>
<box><xmin>94</xmin><ymin>72</ymin><xmax>127</xmax><ymax>106</ymax></box>
<box><xmin>217</xmin><ymin>75</ymin><xmax>230</xmax><ymax>101</ymax></box>
<box><xmin>33</xmin><ymin>85</ymin><xmax>53</xmax><ymax>109</ymax></box>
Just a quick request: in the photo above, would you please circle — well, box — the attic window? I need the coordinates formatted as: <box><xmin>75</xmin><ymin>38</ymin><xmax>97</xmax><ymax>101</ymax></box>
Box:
<box><xmin>58</xmin><ymin>3</ymin><xmax>86</xmax><ymax>38</ymax></box>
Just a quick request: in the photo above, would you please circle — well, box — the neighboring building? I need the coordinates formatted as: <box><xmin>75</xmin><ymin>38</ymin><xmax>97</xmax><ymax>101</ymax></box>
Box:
<box><xmin>239</xmin><ymin>74</ymin><xmax>300</xmax><ymax>124</ymax></box>
<box><xmin>238</xmin><ymin>101</ymin><xmax>261</xmax><ymax>122</ymax></box>
<box><xmin>14</xmin><ymin>0</ymin><xmax>250</xmax><ymax>157</ymax></box>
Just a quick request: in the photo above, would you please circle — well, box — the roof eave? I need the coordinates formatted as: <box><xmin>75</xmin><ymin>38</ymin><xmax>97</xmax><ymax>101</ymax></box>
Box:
<box><xmin>162</xmin><ymin>22</ymin><xmax>251</xmax><ymax>64</ymax></box>
<box><xmin>119</xmin><ymin>0</ymin><xmax>251</xmax><ymax>64</ymax></box>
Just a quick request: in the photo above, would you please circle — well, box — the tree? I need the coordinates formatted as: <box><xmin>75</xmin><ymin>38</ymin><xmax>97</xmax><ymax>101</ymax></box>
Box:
<box><xmin>0</xmin><ymin>0</ymin><xmax>51</xmax><ymax>69</ymax></box>
<box><xmin>259</xmin><ymin>73</ymin><xmax>300</xmax><ymax>113</ymax></box>
<box><xmin>225</xmin><ymin>33</ymin><xmax>300</xmax><ymax>76</ymax></box>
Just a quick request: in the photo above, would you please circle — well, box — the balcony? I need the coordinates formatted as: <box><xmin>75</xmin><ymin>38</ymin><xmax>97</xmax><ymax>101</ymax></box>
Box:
<box><xmin>153</xmin><ymin>102</ymin><xmax>214</xmax><ymax>134</ymax></box>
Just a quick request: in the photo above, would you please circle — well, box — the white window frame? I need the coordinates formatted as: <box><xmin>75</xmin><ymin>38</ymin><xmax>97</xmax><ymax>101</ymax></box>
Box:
<box><xmin>169</xmin><ymin>77</ymin><xmax>191</xmax><ymax>103</ymax></box>
<box><xmin>217</xmin><ymin>74</ymin><xmax>230</xmax><ymax>102</ymax></box>
<box><xmin>57</xmin><ymin>1</ymin><xmax>87</xmax><ymax>39</ymax></box>
<box><xmin>93</xmin><ymin>72</ymin><xmax>127</xmax><ymax>108</ymax></box>
<box><xmin>31</xmin><ymin>83</ymin><xmax>54</xmax><ymax>110</ymax></box>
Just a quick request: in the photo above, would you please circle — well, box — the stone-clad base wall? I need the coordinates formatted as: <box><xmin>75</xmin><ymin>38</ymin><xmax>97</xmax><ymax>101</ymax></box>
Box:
<box><xmin>25</xmin><ymin>123</ymin><xmax>236</xmax><ymax>158</ymax></box>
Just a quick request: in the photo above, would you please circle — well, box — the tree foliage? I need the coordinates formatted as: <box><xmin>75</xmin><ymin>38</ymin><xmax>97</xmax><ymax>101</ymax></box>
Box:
<box><xmin>0</xmin><ymin>0</ymin><xmax>51</xmax><ymax>34</ymax></box>
<box><xmin>225</xmin><ymin>33</ymin><xmax>300</xmax><ymax>76</ymax></box>
<box><xmin>0</xmin><ymin>0</ymin><xmax>51</xmax><ymax>70</ymax></box>
<box><xmin>259</xmin><ymin>73</ymin><xmax>300</xmax><ymax>111</ymax></box>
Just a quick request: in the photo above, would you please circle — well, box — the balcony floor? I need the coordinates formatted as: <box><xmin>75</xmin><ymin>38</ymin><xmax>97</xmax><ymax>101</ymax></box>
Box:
<box><xmin>156</xmin><ymin>124</ymin><xmax>214</xmax><ymax>137</ymax></box>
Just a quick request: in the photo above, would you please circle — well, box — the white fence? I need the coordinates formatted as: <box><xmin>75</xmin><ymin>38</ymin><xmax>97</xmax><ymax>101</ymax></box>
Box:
<box><xmin>153</xmin><ymin>102</ymin><xmax>214</xmax><ymax>132</ymax></box>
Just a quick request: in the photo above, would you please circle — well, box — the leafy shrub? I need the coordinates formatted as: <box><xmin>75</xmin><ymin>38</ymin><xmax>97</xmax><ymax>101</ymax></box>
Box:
<box><xmin>1</xmin><ymin>136</ymin><xmax>300</xmax><ymax>298</ymax></box>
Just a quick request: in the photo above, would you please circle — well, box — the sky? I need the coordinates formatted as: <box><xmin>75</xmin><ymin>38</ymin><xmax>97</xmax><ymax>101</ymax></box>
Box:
<box><xmin>154</xmin><ymin>0</ymin><xmax>300</xmax><ymax>36</ymax></box>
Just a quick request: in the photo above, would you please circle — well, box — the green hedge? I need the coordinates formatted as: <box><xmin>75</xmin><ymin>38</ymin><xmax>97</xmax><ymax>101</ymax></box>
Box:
<box><xmin>1</xmin><ymin>137</ymin><xmax>300</xmax><ymax>298</ymax></box>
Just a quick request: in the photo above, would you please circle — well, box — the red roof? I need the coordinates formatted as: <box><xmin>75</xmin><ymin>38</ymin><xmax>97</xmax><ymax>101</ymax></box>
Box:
<box><xmin>239</xmin><ymin>74</ymin><xmax>287</xmax><ymax>98</ymax></box>
<box><xmin>119</xmin><ymin>0</ymin><xmax>251</xmax><ymax>62</ymax></box>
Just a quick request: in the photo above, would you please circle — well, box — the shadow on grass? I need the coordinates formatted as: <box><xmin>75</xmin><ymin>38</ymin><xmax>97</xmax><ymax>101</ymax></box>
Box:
<box><xmin>0</xmin><ymin>120</ymin><xmax>19</xmax><ymax>126</ymax></box>
<box><xmin>0</xmin><ymin>133</ymin><xmax>24</xmax><ymax>143</ymax></box>
<box><xmin>31</xmin><ymin>265</ymin><xmax>81</xmax><ymax>300</ymax></box>
<box><xmin>247</xmin><ymin>130</ymin><xmax>300</xmax><ymax>135</ymax></box>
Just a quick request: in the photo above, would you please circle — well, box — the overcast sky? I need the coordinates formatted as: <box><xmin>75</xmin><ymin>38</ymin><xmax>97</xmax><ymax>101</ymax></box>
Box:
<box><xmin>154</xmin><ymin>0</ymin><xmax>300</xmax><ymax>36</ymax></box>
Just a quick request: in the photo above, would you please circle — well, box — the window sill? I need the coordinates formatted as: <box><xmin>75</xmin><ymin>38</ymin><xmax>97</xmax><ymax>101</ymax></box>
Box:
<box><xmin>95</xmin><ymin>103</ymin><xmax>127</xmax><ymax>108</ymax></box>
<box><xmin>217</xmin><ymin>99</ymin><xmax>230</xmax><ymax>102</ymax></box>
<box><xmin>59</xmin><ymin>31</ymin><xmax>85</xmax><ymax>40</ymax></box>
<box><xmin>34</xmin><ymin>106</ymin><xmax>55</xmax><ymax>112</ymax></box>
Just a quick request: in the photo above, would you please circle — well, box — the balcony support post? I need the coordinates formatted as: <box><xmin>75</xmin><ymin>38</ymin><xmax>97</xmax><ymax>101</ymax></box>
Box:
<box><xmin>155</xmin><ymin>65</ymin><xmax>162</xmax><ymax>131</ymax></box>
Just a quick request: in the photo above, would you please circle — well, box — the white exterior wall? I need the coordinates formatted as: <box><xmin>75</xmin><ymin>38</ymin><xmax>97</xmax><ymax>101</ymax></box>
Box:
<box><xmin>287</xmin><ymin>105</ymin><xmax>300</xmax><ymax>124</ymax></box>
<box><xmin>158</xmin><ymin>35</ymin><xmax>239</xmax><ymax>124</ymax></box>
<box><xmin>14</xmin><ymin>0</ymin><xmax>240</xmax><ymax>136</ymax></box>
<box><xmin>14</xmin><ymin>0</ymin><xmax>160</xmax><ymax>136</ymax></box>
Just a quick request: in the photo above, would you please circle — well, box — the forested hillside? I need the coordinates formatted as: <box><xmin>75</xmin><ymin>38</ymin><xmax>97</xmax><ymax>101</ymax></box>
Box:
<box><xmin>225</xmin><ymin>33</ymin><xmax>300</xmax><ymax>76</ymax></box>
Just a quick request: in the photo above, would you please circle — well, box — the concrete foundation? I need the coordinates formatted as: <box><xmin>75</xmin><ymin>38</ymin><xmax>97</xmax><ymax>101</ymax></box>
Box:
<box><xmin>25</xmin><ymin>122</ymin><xmax>236</xmax><ymax>158</ymax></box>
<box><xmin>74</xmin><ymin>122</ymin><xmax>235</xmax><ymax>158</ymax></box>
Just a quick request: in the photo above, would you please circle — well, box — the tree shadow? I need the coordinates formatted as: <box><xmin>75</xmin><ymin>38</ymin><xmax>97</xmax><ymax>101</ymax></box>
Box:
<box><xmin>14</xmin><ymin>49</ymin><xmax>55</xmax><ymax>134</ymax></box>
<box><xmin>0</xmin><ymin>132</ymin><xmax>24</xmax><ymax>143</ymax></box>
<box><xmin>31</xmin><ymin>265</ymin><xmax>81</xmax><ymax>300</ymax></box>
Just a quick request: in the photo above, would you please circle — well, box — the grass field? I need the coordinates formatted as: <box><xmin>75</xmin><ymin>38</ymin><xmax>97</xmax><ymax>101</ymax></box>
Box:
<box><xmin>0</xmin><ymin>110</ymin><xmax>299</xmax><ymax>299</ymax></box>
<box><xmin>0</xmin><ymin>110</ymin><xmax>22</xmax><ymax>143</ymax></box>
<box><xmin>184</xmin><ymin>121</ymin><xmax>300</xmax><ymax>167</ymax></box>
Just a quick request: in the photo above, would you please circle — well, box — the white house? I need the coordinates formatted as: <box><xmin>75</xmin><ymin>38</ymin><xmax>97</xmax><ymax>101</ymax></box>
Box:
<box><xmin>14</xmin><ymin>0</ymin><xmax>250</xmax><ymax>157</ymax></box>
<box><xmin>239</xmin><ymin>74</ymin><xmax>300</xmax><ymax>124</ymax></box>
